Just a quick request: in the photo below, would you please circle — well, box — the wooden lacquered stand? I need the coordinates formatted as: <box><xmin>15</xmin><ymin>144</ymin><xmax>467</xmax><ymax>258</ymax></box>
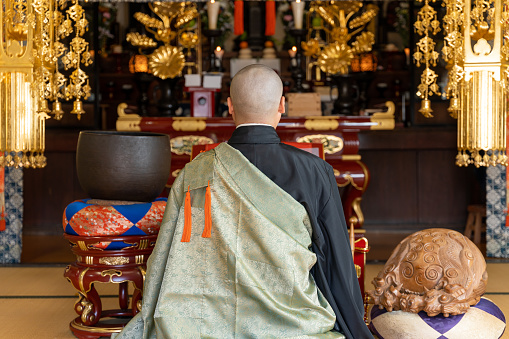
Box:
<box><xmin>64</xmin><ymin>234</ymin><xmax>157</xmax><ymax>339</ymax></box>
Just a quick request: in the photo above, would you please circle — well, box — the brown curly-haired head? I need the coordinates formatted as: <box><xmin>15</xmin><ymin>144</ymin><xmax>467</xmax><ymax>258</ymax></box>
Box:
<box><xmin>366</xmin><ymin>228</ymin><xmax>487</xmax><ymax>317</ymax></box>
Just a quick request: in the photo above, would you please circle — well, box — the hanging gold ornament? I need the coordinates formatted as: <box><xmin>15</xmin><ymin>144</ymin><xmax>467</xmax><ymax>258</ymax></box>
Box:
<box><xmin>414</xmin><ymin>0</ymin><xmax>509</xmax><ymax>167</ymax></box>
<box><xmin>414</xmin><ymin>0</ymin><xmax>441</xmax><ymax>118</ymax></box>
<box><xmin>0</xmin><ymin>0</ymin><xmax>92</xmax><ymax>168</ymax></box>
<box><xmin>442</xmin><ymin>0</ymin><xmax>464</xmax><ymax>118</ymax></box>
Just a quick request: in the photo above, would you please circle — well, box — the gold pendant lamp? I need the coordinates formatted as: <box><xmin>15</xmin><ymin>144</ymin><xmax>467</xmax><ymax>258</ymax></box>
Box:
<box><xmin>415</xmin><ymin>0</ymin><xmax>509</xmax><ymax>167</ymax></box>
<box><xmin>0</xmin><ymin>0</ymin><xmax>92</xmax><ymax>168</ymax></box>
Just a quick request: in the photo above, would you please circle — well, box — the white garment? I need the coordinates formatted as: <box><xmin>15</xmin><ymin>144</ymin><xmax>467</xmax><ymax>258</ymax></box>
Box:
<box><xmin>236</xmin><ymin>123</ymin><xmax>273</xmax><ymax>129</ymax></box>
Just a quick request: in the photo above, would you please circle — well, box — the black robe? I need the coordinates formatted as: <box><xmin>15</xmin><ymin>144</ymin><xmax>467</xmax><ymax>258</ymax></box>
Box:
<box><xmin>228</xmin><ymin>125</ymin><xmax>373</xmax><ymax>339</ymax></box>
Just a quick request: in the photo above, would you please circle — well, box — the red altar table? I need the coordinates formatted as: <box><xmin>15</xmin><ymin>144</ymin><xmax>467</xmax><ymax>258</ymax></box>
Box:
<box><xmin>116</xmin><ymin>102</ymin><xmax>395</xmax><ymax>294</ymax></box>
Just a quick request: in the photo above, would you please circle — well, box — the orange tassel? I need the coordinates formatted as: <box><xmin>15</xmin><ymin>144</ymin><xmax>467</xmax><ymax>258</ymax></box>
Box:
<box><xmin>181</xmin><ymin>185</ymin><xmax>192</xmax><ymax>242</ymax></box>
<box><xmin>234</xmin><ymin>0</ymin><xmax>244</xmax><ymax>36</ymax></box>
<box><xmin>202</xmin><ymin>181</ymin><xmax>212</xmax><ymax>238</ymax></box>
<box><xmin>265</xmin><ymin>0</ymin><xmax>276</xmax><ymax>36</ymax></box>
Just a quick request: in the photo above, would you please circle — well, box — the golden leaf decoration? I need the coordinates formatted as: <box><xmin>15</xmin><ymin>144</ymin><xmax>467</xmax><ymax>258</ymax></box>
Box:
<box><xmin>154</xmin><ymin>29</ymin><xmax>177</xmax><ymax>45</ymax></box>
<box><xmin>311</xmin><ymin>5</ymin><xmax>337</xmax><ymax>27</ymax></box>
<box><xmin>333</xmin><ymin>1</ymin><xmax>363</xmax><ymax>15</ymax></box>
<box><xmin>175</xmin><ymin>6</ymin><xmax>198</xmax><ymax>28</ymax></box>
<box><xmin>317</xmin><ymin>42</ymin><xmax>353</xmax><ymax>75</ymax></box>
<box><xmin>134</xmin><ymin>12</ymin><xmax>164</xmax><ymax>30</ymax></box>
<box><xmin>350</xmin><ymin>31</ymin><xmax>375</xmax><ymax>54</ymax></box>
<box><xmin>126</xmin><ymin>32</ymin><xmax>158</xmax><ymax>49</ymax></box>
<box><xmin>312</xmin><ymin>1</ymin><xmax>362</xmax><ymax>24</ymax></box>
<box><xmin>180</xmin><ymin>32</ymin><xmax>198</xmax><ymax>49</ymax></box>
<box><xmin>302</xmin><ymin>39</ymin><xmax>321</xmax><ymax>58</ymax></box>
<box><xmin>149</xmin><ymin>45</ymin><xmax>185</xmax><ymax>80</ymax></box>
<box><xmin>331</xmin><ymin>27</ymin><xmax>350</xmax><ymax>44</ymax></box>
<box><xmin>151</xmin><ymin>2</ymin><xmax>185</xmax><ymax>18</ymax></box>
<box><xmin>349</xmin><ymin>5</ymin><xmax>379</xmax><ymax>30</ymax></box>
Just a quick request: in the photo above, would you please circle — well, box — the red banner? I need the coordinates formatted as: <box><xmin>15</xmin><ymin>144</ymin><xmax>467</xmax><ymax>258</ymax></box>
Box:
<box><xmin>234</xmin><ymin>1</ymin><xmax>244</xmax><ymax>35</ymax></box>
<box><xmin>265</xmin><ymin>0</ymin><xmax>276</xmax><ymax>36</ymax></box>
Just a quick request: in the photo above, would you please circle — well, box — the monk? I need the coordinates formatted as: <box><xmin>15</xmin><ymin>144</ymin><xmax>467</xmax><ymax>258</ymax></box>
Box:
<box><xmin>115</xmin><ymin>65</ymin><xmax>372</xmax><ymax>339</ymax></box>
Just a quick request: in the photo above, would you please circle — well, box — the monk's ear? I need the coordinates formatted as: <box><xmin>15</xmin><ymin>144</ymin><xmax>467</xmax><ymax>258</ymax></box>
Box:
<box><xmin>227</xmin><ymin>97</ymin><xmax>235</xmax><ymax>117</ymax></box>
<box><xmin>278</xmin><ymin>96</ymin><xmax>285</xmax><ymax>115</ymax></box>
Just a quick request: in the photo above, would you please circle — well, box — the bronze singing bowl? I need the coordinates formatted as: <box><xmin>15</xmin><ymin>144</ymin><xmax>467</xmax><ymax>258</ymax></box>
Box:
<box><xmin>76</xmin><ymin>131</ymin><xmax>171</xmax><ymax>202</ymax></box>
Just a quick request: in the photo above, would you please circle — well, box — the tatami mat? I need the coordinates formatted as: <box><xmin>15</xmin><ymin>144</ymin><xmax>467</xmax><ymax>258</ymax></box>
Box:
<box><xmin>1</xmin><ymin>264</ymin><xmax>507</xmax><ymax>338</ymax></box>
<box><xmin>0</xmin><ymin>267</ymin><xmax>119</xmax><ymax>296</ymax></box>
<box><xmin>0</xmin><ymin>297</ymin><xmax>121</xmax><ymax>339</ymax></box>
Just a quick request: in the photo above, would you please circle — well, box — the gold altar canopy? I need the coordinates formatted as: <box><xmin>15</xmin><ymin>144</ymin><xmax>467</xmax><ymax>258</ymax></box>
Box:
<box><xmin>0</xmin><ymin>0</ymin><xmax>92</xmax><ymax>168</ymax></box>
<box><xmin>415</xmin><ymin>0</ymin><xmax>509</xmax><ymax>167</ymax></box>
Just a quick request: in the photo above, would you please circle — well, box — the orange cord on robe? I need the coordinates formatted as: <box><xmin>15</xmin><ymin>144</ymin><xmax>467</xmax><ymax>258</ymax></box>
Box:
<box><xmin>234</xmin><ymin>0</ymin><xmax>244</xmax><ymax>35</ymax></box>
<box><xmin>181</xmin><ymin>185</ymin><xmax>192</xmax><ymax>242</ymax></box>
<box><xmin>265</xmin><ymin>0</ymin><xmax>276</xmax><ymax>36</ymax></box>
<box><xmin>202</xmin><ymin>181</ymin><xmax>212</xmax><ymax>238</ymax></box>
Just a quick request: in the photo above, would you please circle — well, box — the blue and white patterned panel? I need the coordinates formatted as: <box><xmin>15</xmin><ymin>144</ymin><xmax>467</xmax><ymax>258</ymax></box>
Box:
<box><xmin>0</xmin><ymin>167</ymin><xmax>23</xmax><ymax>264</ymax></box>
<box><xmin>486</xmin><ymin>165</ymin><xmax>509</xmax><ymax>258</ymax></box>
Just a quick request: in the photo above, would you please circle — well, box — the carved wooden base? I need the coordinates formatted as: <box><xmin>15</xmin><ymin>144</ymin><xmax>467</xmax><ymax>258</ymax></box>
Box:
<box><xmin>69</xmin><ymin>316</ymin><xmax>129</xmax><ymax>339</ymax></box>
<box><xmin>64</xmin><ymin>234</ymin><xmax>157</xmax><ymax>338</ymax></box>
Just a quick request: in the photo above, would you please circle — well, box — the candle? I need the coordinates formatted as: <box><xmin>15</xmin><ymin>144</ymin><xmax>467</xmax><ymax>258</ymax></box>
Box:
<box><xmin>214</xmin><ymin>46</ymin><xmax>224</xmax><ymax>69</ymax></box>
<box><xmin>207</xmin><ymin>0</ymin><xmax>221</xmax><ymax>30</ymax></box>
<box><xmin>214</xmin><ymin>46</ymin><xmax>224</xmax><ymax>60</ymax></box>
<box><xmin>289</xmin><ymin>46</ymin><xmax>297</xmax><ymax>67</ymax></box>
<box><xmin>288</xmin><ymin>46</ymin><xmax>297</xmax><ymax>58</ymax></box>
<box><xmin>291</xmin><ymin>0</ymin><xmax>305</xmax><ymax>29</ymax></box>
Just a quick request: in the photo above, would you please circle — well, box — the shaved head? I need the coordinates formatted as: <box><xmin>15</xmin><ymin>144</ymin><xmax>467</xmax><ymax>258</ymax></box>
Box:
<box><xmin>228</xmin><ymin>64</ymin><xmax>284</xmax><ymax>126</ymax></box>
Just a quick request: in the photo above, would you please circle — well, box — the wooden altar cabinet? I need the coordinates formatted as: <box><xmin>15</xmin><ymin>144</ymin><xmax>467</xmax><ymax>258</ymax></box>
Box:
<box><xmin>116</xmin><ymin>102</ymin><xmax>395</xmax><ymax>293</ymax></box>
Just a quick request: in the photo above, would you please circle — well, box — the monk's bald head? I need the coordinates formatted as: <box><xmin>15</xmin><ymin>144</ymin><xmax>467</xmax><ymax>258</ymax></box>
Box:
<box><xmin>229</xmin><ymin>64</ymin><xmax>283</xmax><ymax>125</ymax></box>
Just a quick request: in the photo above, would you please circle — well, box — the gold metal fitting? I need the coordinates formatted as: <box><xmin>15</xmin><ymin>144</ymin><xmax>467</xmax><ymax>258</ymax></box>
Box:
<box><xmin>52</xmin><ymin>100</ymin><xmax>64</xmax><ymax>120</ymax></box>
<box><xmin>71</xmin><ymin>100</ymin><xmax>85</xmax><ymax>120</ymax></box>
<box><xmin>447</xmin><ymin>97</ymin><xmax>459</xmax><ymax>117</ymax></box>
<box><xmin>38</xmin><ymin>99</ymin><xmax>51</xmax><ymax>114</ymax></box>
<box><xmin>418</xmin><ymin>99</ymin><xmax>433</xmax><ymax>118</ymax></box>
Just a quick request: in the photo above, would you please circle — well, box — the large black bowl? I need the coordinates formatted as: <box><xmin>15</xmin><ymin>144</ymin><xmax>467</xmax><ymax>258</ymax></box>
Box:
<box><xmin>76</xmin><ymin>131</ymin><xmax>171</xmax><ymax>202</ymax></box>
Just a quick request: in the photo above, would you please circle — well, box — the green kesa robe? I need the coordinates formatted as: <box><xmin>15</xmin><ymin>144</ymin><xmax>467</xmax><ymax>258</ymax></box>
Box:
<box><xmin>115</xmin><ymin>143</ymin><xmax>345</xmax><ymax>338</ymax></box>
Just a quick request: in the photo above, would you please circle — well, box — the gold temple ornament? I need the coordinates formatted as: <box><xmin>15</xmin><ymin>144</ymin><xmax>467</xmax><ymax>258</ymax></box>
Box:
<box><xmin>0</xmin><ymin>0</ymin><xmax>92</xmax><ymax>168</ymax></box>
<box><xmin>457</xmin><ymin>0</ymin><xmax>508</xmax><ymax>167</ymax></box>
<box><xmin>414</xmin><ymin>0</ymin><xmax>509</xmax><ymax>167</ymax></box>
<box><xmin>127</xmin><ymin>1</ymin><xmax>201</xmax><ymax>79</ymax></box>
<box><xmin>414</xmin><ymin>0</ymin><xmax>441</xmax><ymax>118</ymax></box>
<box><xmin>303</xmin><ymin>1</ymin><xmax>379</xmax><ymax>79</ymax></box>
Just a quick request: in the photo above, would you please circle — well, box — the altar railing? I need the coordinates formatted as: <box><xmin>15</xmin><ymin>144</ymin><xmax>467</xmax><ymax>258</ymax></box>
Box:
<box><xmin>116</xmin><ymin>101</ymin><xmax>395</xmax><ymax>232</ymax></box>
